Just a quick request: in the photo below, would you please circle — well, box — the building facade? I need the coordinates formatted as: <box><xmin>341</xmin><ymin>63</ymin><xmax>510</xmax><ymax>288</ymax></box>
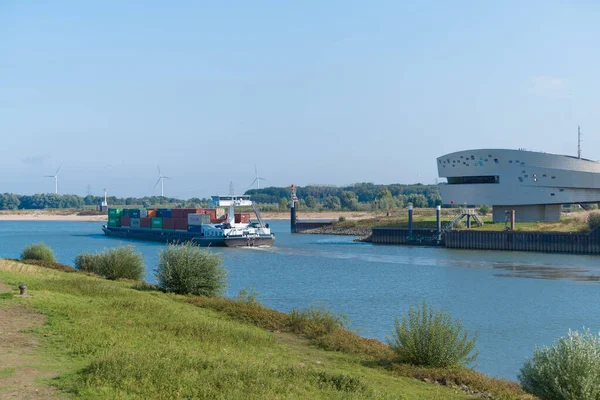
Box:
<box><xmin>437</xmin><ymin>149</ymin><xmax>600</xmax><ymax>222</ymax></box>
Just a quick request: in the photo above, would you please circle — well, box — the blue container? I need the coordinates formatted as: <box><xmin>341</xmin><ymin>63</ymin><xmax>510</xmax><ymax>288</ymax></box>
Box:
<box><xmin>157</xmin><ymin>208</ymin><xmax>172</xmax><ymax>218</ymax></box>
<box><xmin>187</xmin><ymin>225</ymin><xmax>203</xmax><ymax>233</ymax></box>
<box><xmin>129</xmin><ymin>209</ymin><xmax>141</xmax><ymax>218</ymax></box>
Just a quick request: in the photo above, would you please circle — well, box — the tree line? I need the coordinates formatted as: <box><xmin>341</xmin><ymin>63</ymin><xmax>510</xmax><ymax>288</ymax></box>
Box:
<box><xmin>245</xmin><ymin>183</ymin><xmax>443</xmax><ymax>210</ymax></box>
<box><xmin>0</xmin><ymin>193</ymin><xmax>211</xmax><ymax>210</ymax></box>
<box><xmin>0</xmin><ymin>183</ymin><xmax>441</xmax><ymax>211</ymax></box>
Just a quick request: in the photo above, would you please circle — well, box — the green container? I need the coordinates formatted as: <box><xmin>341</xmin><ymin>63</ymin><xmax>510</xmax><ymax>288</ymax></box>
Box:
<box><xmin>151</xmin><ymin>217</ymin><xmax>162</xmax><ymax>229</ymax></box>
<box><xmin>108</xmin><ymin>216</ymin><xmax>122</xmax><ymax>227</ymax></box>
<box><xmin>108</xmin><ymin>208</ymin><xmax>123</xmax><ymax>217</ymax></box>
<box><xmin>122</xmin><ymin>209</ymin><xmax>130</xmax><ymax>217</ymax></box>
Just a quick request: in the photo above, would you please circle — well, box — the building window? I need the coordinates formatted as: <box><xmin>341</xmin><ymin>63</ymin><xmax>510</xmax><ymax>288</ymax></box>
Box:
<box><xmin>551</xmin><ymin>193</ymin><xmax>555</xmax><ymax>196</ymax></box>
<box><xmin>447</xmin><ymin>175</ymin><xmax>500</xmax><ymax>184</ymax></box>
<box><xmin>518</xmin><ymin>177</ymin><xmax>523</xmax><ymax>182</ymax></box>
<box><xmin>524</xmin><ymin>174</ymin><xmax>528</xmax><ymax>178</ymax></box>
<box><xmin>551</xmin><ymin>176</ymin><xmax>556</xmax><ymax>179</ymax></box>
<box><xmin>494</xmin><ymin>159</ymin><xmax>499</xmax><ymax>163</ymax></box>
<box><xmin>559</xmin><ymin>189</ymin><xmax>564</xmax><ymax>192</ymax></box>
<box><xmin>543</xmin><ymin>174</ymin><xmax>547</xmax><ymax>177</ymax></box>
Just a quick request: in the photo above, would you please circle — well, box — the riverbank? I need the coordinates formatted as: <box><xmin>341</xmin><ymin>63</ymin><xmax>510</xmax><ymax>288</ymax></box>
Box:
<box><xmin>0</xmin><ymin>259</ymin><xmax>534</xmax><ymax>399</ymax></box>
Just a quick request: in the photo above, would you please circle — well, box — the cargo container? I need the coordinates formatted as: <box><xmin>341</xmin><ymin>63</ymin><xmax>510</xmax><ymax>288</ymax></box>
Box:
<box><xmin>147</xmin><ymin>209</ymin><xmax>157</xmax><ymax>218</ymax></box>
<box><xmin>162</xmin><ymin>218</ymin><xmax>175</xmax><ymax>230</ymax></box>
<box><xmin>174</xmin><ymin>218</ymin><xmax>188</xmax><ymax>231</ymax></box>
<box><xmin>235</xmin><ymin>213</ymin><xmax>251</xmax><ymax>224</ymax></box>
<box><xmin>129</xmin><ymin>209</ymin><xmax>143</xmax><ymax>218</ymax></box>
<box><xmin>121</xmin><ymin>216</ymin><xmax>131</xmax><ymax>227</ymax></box>
<box><xmin>108</xmin><ymin>216</ymin><xmax>122</xmax><ymax>227</ymax></box>
<box><xmin>122</xmin><ymin>209</ymin><xmax>130</xmax><ymax>217</ymax></box>
<box><xmin>140</xmin><ymin>217</ymin><xmax>152</xmax><ymax>228</ymax></box>
<box><xmin>108</xmin><ymin>208</ymin><xmax>123</xmax><ymax>217</ymax></box>
<box><xmin>151</xmin><ymin>217</ymin><xmax>163</xmax><ymax>229</ymax></box>
<box><xmin>188</xmin><ymin>213</ymin><xmax>211</xmax><ymax>226</ymax></box>
<box><xmin>130</xmin><ymin>218</ymin><xmax>141</xmax><ymax>228</ymax></box>
<box><xmin>157</xmin><ymin>209</ymin><xmax>172</xmax><ymax>218</ymax></box>
<box><xmin>140</xmin><ymin>209</ymin><xmax>148</xmax><ymax>218</ymax></box>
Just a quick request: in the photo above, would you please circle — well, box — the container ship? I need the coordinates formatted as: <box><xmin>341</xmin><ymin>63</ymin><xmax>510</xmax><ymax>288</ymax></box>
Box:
<box><xmin>102</xmin><ymin>195</ymin><xmax>275</xmax><ymax>247</ymax></box>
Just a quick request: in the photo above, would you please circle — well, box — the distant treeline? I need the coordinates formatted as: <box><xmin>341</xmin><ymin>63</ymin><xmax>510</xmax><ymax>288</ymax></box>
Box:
<box><xmin>0</xmin><ymin>193</ymin><xmax>210</xmax><ymax>210</ymax></box>
<box><xmin>0</xmin><ymin>183</ymin><xmax>441</xmax><ymax>211</ymax></box>
<box><xmin>245</xmin><ymin>183</ymin><xmax>442</xmax><ymax>210</ymax></box>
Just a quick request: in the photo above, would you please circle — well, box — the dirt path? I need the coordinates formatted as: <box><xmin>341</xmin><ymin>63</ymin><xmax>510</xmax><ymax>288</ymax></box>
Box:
<box><xmin>0</xmin><ymin>284</ymin><xmax>60</xmax><ymax>399</ymax></box>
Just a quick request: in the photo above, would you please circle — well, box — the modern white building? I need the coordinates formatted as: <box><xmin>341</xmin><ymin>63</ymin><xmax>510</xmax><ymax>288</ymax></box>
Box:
<box><xmin>437</xmin><ymin>149</ymin><xmax>600</xmax><ymax>222</ymax></box>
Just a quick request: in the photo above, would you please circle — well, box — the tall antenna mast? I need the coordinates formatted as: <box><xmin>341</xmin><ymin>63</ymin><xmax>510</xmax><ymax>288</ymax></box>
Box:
<box><xmin>578</xmin><ymin>125</ymin><xmax>582</xmax><ymax>159</ymax></box>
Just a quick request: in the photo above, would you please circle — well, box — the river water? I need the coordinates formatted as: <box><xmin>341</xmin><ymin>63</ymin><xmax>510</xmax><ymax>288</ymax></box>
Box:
<box><xmin>1</xmin><ymin>219</ymin><xmax>599</xmax><ymax>380</ymax></box>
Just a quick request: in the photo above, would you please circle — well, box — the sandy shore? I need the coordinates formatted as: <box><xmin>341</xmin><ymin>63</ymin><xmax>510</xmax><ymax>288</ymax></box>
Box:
<box><xmin>0</xmin><ymin>210</ymin><xmax>376</xmax><ymax>222</ymax></box>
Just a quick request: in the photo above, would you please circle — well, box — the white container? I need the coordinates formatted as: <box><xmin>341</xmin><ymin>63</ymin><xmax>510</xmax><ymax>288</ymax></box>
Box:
<box><xmin>140</xmin><ymin>209</ymin><xmax>148</xmax><ymax>218</ymax></box>
<box><xmin>188</xmin><ymin>213</ymin><xmax>211</xmax><ymax>226</ymax></box>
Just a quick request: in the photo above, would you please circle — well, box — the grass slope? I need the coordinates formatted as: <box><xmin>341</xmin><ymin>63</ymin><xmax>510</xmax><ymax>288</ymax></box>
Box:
<box><xmin>0</xmin><ymin>260</ymin><xmax>474</xmax><ymax>399</ymax></box>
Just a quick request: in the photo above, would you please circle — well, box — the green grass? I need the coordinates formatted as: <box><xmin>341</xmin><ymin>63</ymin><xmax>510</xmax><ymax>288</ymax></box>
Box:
<box><xmin>0</xmin><ymin>259</ymin><xmax>477</xmax><ymax>399</ymax></box>
<box><xmin>334</xmin><ymin>209</ymin><xmax>590</xmax><ymax>233</ymax></box>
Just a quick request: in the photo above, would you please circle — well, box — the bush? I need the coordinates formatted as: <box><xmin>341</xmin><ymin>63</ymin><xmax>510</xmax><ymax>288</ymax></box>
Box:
<box><xmin>519</xmin><ymin>329</ymin><xmax>600</xmax><ymax>400</ymax></box>
<box><xmin>154</xmin><ymin>243</ymin><xmax>227</xmax><ymax>296</ymax></box>
<box><xmin>588</xmin><ymin>211</ymin><xmax>600</xmax><ymax>230</ymax></box>
<box><xmin>235</xmin><ymin>287</ymin><xmax>261</xmax><ymax>305</ymax></box>
<box><xmin>75</xmin><ymin>246</ymin><xmax>145</xmax><ymax>280</ymax></box>
<box><xmin>387</xmin><ymin>301</ymin><xmax>478</xmax><ymax>368</ymax></box>
<box><xmin>288</xmin><ymin>305</ymin><xmax>349</xmax><ymax>339</ymax></box>
<box><xmin>338</xmin><ymin>216</ymin><xmax>346</xmax><ymax>222</ymax></box>
<box><xmin>20</xmin><ymin>242</ymin><xmax>56</xmax><ymax>263</ymax></box>
<box><xmin>478</xmin><ymin>205</ymin><xmax>491</xmax><ymax>215</ymax></box>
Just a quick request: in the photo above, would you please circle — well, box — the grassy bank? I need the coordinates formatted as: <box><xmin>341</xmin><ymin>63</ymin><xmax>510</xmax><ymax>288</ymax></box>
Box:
<box><xmin>331</xmin><ymin>209</ymin><xmax>591</xmax><ymax>233</ymax></box>
<box><xmin>0</xmin><ymin>260</ymin><xmax>534</xmax><ymax>399</ymax></box>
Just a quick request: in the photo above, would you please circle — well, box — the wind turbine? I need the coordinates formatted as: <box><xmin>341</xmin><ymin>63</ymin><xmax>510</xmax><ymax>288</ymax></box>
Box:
<box><xmin>154</xmin><ymin>165</ymin><xmax>171</xmax><ymax>197</ymax></box>
<box><xmin>44</xmin><ymin>164</ymin><xmax>61</xmax><ymax>194</ymax></box>
<box><xmin>249</xmin><ymin>164</ymin><xmax>267</xmax><ymax>190</ymax></box>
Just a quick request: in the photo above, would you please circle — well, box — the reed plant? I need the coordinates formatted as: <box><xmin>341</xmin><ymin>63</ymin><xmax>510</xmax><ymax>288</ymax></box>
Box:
<box><xmin>20</xmin><ymin>242</ymin><xmax>56</xmax><ymax>263</ymax></box>
<box><xmin>387</xmin><ymin>301</ymin><xmax>478</xmax><ymax>368</ymax></box>
<box><xmin>588</xmin><ymin>211</ymin><xmax>600</xmax><ymax>230</ymax></box>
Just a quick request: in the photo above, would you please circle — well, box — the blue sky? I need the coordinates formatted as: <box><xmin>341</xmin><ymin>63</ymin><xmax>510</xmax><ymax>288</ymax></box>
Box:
<box><xmin>1</xmin><ymin>1</ymin><xmax>599</xmax><ymax>198</ymax></box>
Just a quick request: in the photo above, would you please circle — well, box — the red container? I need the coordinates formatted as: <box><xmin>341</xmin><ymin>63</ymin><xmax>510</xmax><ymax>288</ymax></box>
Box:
<box><xmin>234</xmin><ymin>213</ymin><xmax>251</xmax><ymax>224</ymax></box>
<box><xmin>140</xmin><ymin>217</ymin><xmax>152</xmax><ymax>228</ymax></box>
<box><xmin>171</xmin><ymin>209</ymin><xmax>182</xmax><ymax>219</ymax></box>
<box><xmin>121</xmin><ymin>216</ymin><xmax>131</xmax><ymax>226</ymax></box>
<box><xmin>174</xmin><ymin>218</ymin><xmax>187</xmax><ymax>231</ymax></box>
<box><xmin>162</xmin><ymin>218</ymin><xmax>175</xmax><ymax>229</ymax></box>
<box><xmin>204</xmin><ymin>209</ymin><xmax>217</xmax><ymax>220</ymax></box>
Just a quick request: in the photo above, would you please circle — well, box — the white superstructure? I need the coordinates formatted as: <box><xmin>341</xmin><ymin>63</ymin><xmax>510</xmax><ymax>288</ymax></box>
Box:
<box><xmin>437</xmin><ymin>149</ymin><xmax>600</xmax><ymax>221</ymax></box>
<box><xmin>207</xmin><ymin>195</ymin><xmax>272</xmax><ymax>238</ymax></box>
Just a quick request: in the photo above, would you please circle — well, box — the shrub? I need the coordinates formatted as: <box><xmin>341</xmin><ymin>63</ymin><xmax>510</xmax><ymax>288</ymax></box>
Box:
<box><xmin>519</xmin><ymin>329</ymin><xmax>600</xmax><ymax>400</ymax></box>
<box><xmin>75</xmin><ymin>246</ymin><xmax>145</xmax><ymax>280</ymax></box>
<box><xmin>588</xmin><ymin>211</ymin><xmax>600</xmax><ymax>230</ymax></box>
<box><xmin>387</xmin><ymin>301</ymin><xmax>478</xmax><ymax>368</ymax></box>
<box><xmin>20</xmin><ymin>242</ymin><xmax>56</xmax><ymax>263</ymax></box>
<box><xmin>478</xmin><ymin>205</ymin><xmax>491</xmax><ymax>215</ymax></box>
<box><xmin>235</xmin><ymin>287</ymin><xmax>261</xmax><ymax>305</ymax></box>
<box><xmin>288</xmin><ymin>305</ymin><xmax>349</xmax><ymax>339</ymax></box>
<box><xmin>338</xmin><ymin>216</ymin><xmax>346</xmax><ymax>222</ymax></box>
<box><xmin>154</xmin><ymin>243</ymin><xmax>226</xmax><ymax>296</ymax></box>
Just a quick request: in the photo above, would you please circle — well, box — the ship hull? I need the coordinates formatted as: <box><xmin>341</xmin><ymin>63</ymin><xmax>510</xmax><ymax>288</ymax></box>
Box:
<box><xmin>102</xmin><ymin>226</ymin><xmax>274</xmax><ymax>247</ymax></box>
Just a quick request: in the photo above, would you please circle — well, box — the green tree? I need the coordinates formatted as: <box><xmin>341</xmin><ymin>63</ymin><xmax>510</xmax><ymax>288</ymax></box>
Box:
<box><xmin>278</xmin><ymin>198</ymin><xmax>289</xmax><ymax>210</ymax></box>
<box><xmin>323</xmin><ymin>196</ymin><xmax>341</xmax><ymax>210</ymax></box>
<box><xmin>304</xmin><ymin>195</ymin><xmax>317</xmax><ymax>209</ymax></box>
<box><xmin>340</xmin><ymin>191</ymin><xmax>359</xmax><ymax>211</ymax></box>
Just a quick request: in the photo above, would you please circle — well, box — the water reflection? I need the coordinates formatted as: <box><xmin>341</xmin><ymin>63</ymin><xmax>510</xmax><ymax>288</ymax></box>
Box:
<box><xmin>493</xmin><ymin>262</ymin><xmax>600</xmax><ymax>282</ymax></box>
